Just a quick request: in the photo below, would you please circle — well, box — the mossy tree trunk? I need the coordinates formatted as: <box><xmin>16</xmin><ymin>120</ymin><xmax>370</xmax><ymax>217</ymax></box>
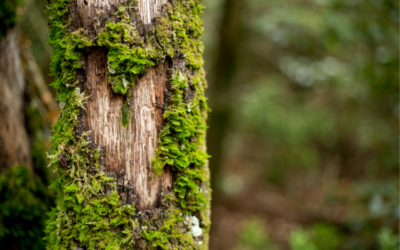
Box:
<box><xmin>45</xmin><ymin>0</ymin><xmax>211</xmax><ymax>249</ymax></box>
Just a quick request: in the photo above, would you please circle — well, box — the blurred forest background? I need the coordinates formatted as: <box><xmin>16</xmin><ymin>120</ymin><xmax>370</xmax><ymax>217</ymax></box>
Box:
<box><xmin>0</xmin><ymin>0</ymin><xmax>398</xmax><ymax>249</ymax></box>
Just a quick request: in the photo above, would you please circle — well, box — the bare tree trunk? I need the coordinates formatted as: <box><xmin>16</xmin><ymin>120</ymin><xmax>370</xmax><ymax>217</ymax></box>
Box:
<box><xmin>0</xmin><ymin>27</ymin><xmax>33</xmax><ymax>171</ymax></box>
<box><xmin>45</xmin><ymin>0</ymin><xmax>210</xmax><ymax>249</ymax></box>
<box><xmin>207</xmin><ymin>0</ymin><xmax>243</xmax><ymax>198</ymax></box>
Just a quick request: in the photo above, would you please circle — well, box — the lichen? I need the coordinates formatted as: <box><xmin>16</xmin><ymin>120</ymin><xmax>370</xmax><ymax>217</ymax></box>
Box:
<box><xmin>45</xmin><ymin>0</ymin><xmax>210</xmax><ymax>249</ymax></box>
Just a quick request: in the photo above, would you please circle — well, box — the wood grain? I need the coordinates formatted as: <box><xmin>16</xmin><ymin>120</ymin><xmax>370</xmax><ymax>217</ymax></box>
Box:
<box><xmin>78</xmin><ymin>0</ymin><xmax>172</xmax><ymax>210</ymax></box>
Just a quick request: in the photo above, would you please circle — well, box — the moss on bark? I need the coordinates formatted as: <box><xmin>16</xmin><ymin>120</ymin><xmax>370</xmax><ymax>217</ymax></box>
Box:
<box><xmin>45</xmin><ymin>0</ymin><xmax>210</xmax><ymax>249</ymax></box>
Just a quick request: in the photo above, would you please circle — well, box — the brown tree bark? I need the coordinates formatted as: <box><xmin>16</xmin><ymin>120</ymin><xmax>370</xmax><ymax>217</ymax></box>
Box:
<box><xmin>73</xmin><ymin>0</ymin><xmax>173</xmax><ymax>212</ymax></box>
<box><xmin>0</xmin><ymin>28</ymin><xmax>33</xmax><ymax>171</ymax></box>
<box><xmin>81</xmin><ymin>48</ymin><xmax>173</xmax><ymax>210</ymax></box>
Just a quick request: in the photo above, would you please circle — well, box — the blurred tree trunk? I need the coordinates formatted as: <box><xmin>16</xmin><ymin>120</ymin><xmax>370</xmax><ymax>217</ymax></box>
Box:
<box><xmin>0</xmin><ymin>3</ymin><xmax>55</xmax><ymax>249</ymax></box>
<box><xmin>207</xmin><ymin>0</ymin><xmax>244</xmax><ymax>198</ymax></box>
<box><xmin>0</xmin><ymin>27</ymin><xmax>33</xmax><ymax>172</ymax></box>
<box><xmin>45</xmin><ymin>0</ymin><xmax>210</xmax><ymax>249</ymax></box>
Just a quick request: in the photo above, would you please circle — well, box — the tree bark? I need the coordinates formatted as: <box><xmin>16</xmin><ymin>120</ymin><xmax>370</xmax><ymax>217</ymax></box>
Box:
<box><xmin>82</xmin><ymin>48</ymin><xmax>172</xmax><ymax>210</ymax></box>
<box><xmin>46</xmin><ymin>0</ymin><xmax>210</xmax><ymax>249</ymax></box>
<box><xmin>0</xmin><ymin>28</ymin><xmax>33</xmax><ymax>172</ymax></box>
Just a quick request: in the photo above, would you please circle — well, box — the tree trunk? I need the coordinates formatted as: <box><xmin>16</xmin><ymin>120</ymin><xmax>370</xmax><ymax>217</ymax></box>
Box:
<box><xmin>0</xmin><ymin>6</ymin><xmax>56</xmax><ymax>248</ymax></box>
<box><xmin>207</xmin><ymin>0</ymin><xmax>243</xmax><ymax>198</ymax></box>
<box><xmin>0</xmin><ymin>27</ymin><xmax>33</xmax><ymax>172</ymax></box>
<box><xmin>45</xmin><ymin>0</ymin><xmax>211</xmax><ymax>249</ymax></box>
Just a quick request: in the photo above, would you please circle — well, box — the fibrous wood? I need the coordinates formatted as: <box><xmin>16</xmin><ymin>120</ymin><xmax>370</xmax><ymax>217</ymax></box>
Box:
<box><xmin>75</xmin><ymin>0</ymin><xmax>172</xmax><ymax>211</ymax></box>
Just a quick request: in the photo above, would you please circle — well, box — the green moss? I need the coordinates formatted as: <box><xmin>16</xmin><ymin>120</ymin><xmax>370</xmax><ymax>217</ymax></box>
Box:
<box><xmin>152</xmin><ymin>71</ymin><xmax>209</xmax><ymax>213</ymax></box>
<box><xmin>45</xmin><ymin>0</ymin><xmax>210</xmax><ymax>249</ymax></box>
<box><xmin>139</xmin><ymin>193</ymin><xmax>205</xmax><ymax>250</ymax></box>
<box><xmin>121</xmin><ymin>102</ymin><xmax>132</xmax><ymax>128</ymax></box>
<box><xmin>45</xmin><ymin>133</ymin><xmax>137</xmax><ymax>250</ymax></box>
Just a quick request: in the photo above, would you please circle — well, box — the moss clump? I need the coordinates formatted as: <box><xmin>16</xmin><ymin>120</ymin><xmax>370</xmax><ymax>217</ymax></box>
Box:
<box><xmin>152</xmin><ymin>71</ymin><xmax>209</xmax><ymax>213</ymax></box>
<box><xmin>137</xmin><ymin>192</ymin><xmax>205</xmax><ymax>250</ymax></box>
<box><xmin>0</xmin><ymin>165</ymin><xmax>54</xmax><ymax>250</ymax></box>
<box><xmin>45</xmin><ymin>0</ymin><xmax>210</xmax><ymax>249</ymax></box>
<box><xmin>45</xmin><ymin>133</ymin><xmax>137</xmax><ymax>250</ymax></box>
<box><xmin>121</xmin><ymin>102</ymin><xmax>132</xmax><ymax>128</ymax></box>
<box><xmin>98</xmin><ymin>18</ymin><xmax>158</xmax><ymax>95</ymax></box>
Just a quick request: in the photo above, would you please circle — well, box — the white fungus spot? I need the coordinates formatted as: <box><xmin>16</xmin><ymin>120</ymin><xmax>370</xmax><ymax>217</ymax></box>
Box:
<box><xmin>190</xmin><ymin>216</ymin><xmax>199</xmax><ymax>227</ymax></box>
<box><xmin>191</xmin><ymin>226</ymin><xmax>202</xmax><ymax>237</ymax></box>
<box><xmin>190</xmin><ymin>216</ymin><xmax>202</xmax><ymax>237</ymax></box>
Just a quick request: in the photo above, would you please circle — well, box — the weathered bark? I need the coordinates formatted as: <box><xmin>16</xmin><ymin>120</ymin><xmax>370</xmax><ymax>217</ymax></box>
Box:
<box><xmin>0</xmin><ymin>28</ymin><xmax>33</xmax><ymax>172</ymax></box>
<box><xmin>46</xmin><ymin>0</ymin><xmax>210</xmax><ymax>249</ymax></box>
<box><xmin>82</xmin><ymin>48</ymin><xmax>172</xmax><ymax>210</ymax></box>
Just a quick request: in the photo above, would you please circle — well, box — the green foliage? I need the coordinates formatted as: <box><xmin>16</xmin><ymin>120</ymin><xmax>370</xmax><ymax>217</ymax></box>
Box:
<box><xmin>235</xmin><ymin>216</ymin><xmax>279</xmax><ymax>250</ymax></box>
<box><xmin>0</xmin><ymin>165</ymin><xmax>53</xmax><ymax>250</ymax></box>
<box><xmin>289</xmin><ymin>224</ymin><xmax>342</xmax><ymax>250</ymax></box>
<box><xmin>224</xmin><ymin>0</ymin><xmax>399</xmax><ymax>247</ymax></box>
<box><xmin>0</xmin><ymin>0</ymin><xmax>22</xmax><ymax>37</ymax></box>
<box><xmin>289</xmin><ymin>229</ymin><xmax>317</xmax><ymax>250</ymax></box>
<box><xmin>237</xmin><ymin>77</ymin><xmax>326</xmax><ymax>183</ymax></box>
<box><xmin>235</xmin><ymin>220</ymin><xmax>344</xmax><ymax>250</ymax></box>
<box><xmin>311</xmin><ymin>224</ymin><xmax>343</xmax><ymax>250</ymax></box>
<box><xmin>235</xmin><ymin>220</ymin><xmax>397</xmax><ymax>250</ymax></box>
<box><xmin>377</xmin><ymin>228</ymin><xmax>399</xmax><ymax>250</ymax></box>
